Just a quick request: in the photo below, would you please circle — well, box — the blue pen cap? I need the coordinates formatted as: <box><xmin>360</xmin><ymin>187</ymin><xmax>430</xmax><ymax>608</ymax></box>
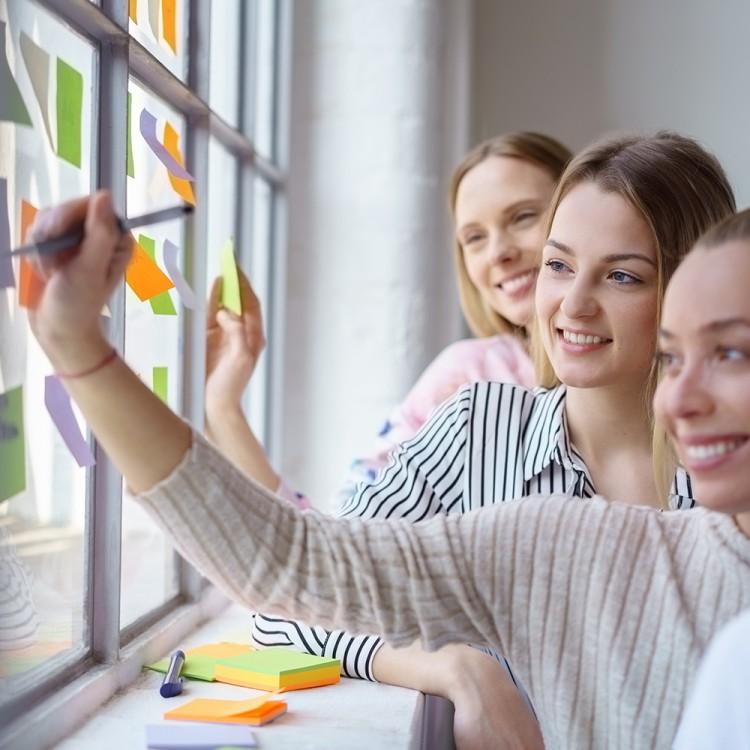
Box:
<box><xmin>160</xmin><ymin>649</ymin><xmax>185</xmax><ymax>698</ymax></box>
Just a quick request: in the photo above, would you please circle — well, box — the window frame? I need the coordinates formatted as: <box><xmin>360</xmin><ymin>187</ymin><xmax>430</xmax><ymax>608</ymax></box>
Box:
<box><xmin>0</xmin><ymin>0</ymin><xmax>292</xmax><ymax>746</ymax></box>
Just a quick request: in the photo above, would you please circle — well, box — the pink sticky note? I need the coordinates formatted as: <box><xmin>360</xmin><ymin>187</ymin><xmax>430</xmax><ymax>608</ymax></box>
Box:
<box><xmin>44</xmin><ymin>376</ymin><xmax>96</xmax><ymax>467</ymax></box>
<box><xmin>163</xmin><ymin>239</ymin><xmax>198</xmax><ymax>309</ymax></box>
<box><xmin>139</xmin><ymin>108</ymin><xmax>194</xmax><ymax>181</ymax></box>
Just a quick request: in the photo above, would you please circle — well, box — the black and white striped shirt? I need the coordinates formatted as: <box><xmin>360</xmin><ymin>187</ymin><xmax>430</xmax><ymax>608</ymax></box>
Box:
<box><xmin>251</xmin><ymin>382</ymin><xmax>696</xmax><ymax>679</ymax></box>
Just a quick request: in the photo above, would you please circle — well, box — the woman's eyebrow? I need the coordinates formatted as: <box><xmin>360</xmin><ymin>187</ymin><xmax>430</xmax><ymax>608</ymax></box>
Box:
<box><xmin>545</xmin><ymin>238</ymin><xmax>657</xmax><ymax>267</ymax></box>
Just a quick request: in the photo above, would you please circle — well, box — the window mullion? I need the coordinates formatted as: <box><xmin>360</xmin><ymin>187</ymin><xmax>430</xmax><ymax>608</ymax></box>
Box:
<box><xmin>87</xmin><ymin>0</ymin><xmax>130</xmax><ymax>664</ymax></box>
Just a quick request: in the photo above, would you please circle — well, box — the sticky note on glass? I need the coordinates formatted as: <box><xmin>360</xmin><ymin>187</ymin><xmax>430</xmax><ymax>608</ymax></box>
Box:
<box><xmin>0</xmin><ymin>386</ymin><xmax>26</xmax><ymax>503</ymax></box>
<box><xmin>220</xmin><ymin>239</ymin><xmax>241</xmax><ymax>315</ymax></box>
<box><xmin>44</xmin><ymin>376</ymin><xmax>96</xmax><ymax>467</ymax></box>
<box><xmin>18</xmin><ymin>201</ymin><xmax>45</xmax><ymax>309</ymax></box>
<box><xmin>163</xmin><ymin>239</ymin><xmax>198</xmax><ymax>309</ymax></box>
<box><xmin>163</xmin><ymin>121</ymin><xmax>196</xmax><ymax>205</ymax></box>
<box><xmin>56</xmin><ymin>58</ymin><xmax>83</xmax><ymax>168</ymax></box>
<box><xmin>162</xmin><ymin>0</ymin><xmax>177</xmax><ymax>52</ymax></box>
<box><xmin>215</xmin><ymin>648</ymin><xmax>340</xmax><ymax>691</ymax></box>
<box><xmin>138</xmin><ymin>234</ymin><xmax>176</xmax><ymax>315</ymax></box>
<box><xmin>126</xmin><ymin>92</ymin><xmax>135</xmax><ymax>178</ymax></box>
<box><xmin>19</xmin><ymin>33</ymin><xmax>53</xmax><ymax>147</ymax></box>
<box><xmin>0</xmin><ymin>22</ymin><xmax>32</xmax><ymax>126</ymax></box>
<box><xmin>146</xmin><ymin>642</ymin><xmax>252</xmax><ymax>681</ymax></box>
<box><xmin>152</xmin><ymin>366</ymin><xmax>168</xmax><ymax>403</ymax></box>
<box><xmin>164</xmin><ymin>694</ymin><xmax>287</xmax><ymax>727</ymax></box>
<box><xmin>139</xmin><ymin>109</ymin><xmax>193</xmax><ymax>181</ymax></box>
<box><xmin>125</xmin><ymin>240</ymin><xmax>175</xmax><ymax>301</ymax></box>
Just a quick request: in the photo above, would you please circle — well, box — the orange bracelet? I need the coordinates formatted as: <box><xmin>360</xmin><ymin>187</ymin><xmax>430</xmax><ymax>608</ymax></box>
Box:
<box><xmin>56</xmin><ymin>348</ymin><xmax>118</xmax><ymax>380</ymax></box>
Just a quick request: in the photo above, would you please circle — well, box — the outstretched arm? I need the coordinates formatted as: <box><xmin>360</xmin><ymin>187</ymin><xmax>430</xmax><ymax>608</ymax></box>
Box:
<box><xmin>204</xmin><ymin>271</ymin><xmax>281</xmax><ymax>492</ymax></box>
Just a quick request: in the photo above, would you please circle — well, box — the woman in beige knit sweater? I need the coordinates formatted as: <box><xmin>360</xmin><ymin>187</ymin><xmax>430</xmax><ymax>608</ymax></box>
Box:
<box><xmin>24</xmin><ymin>173</ymin><xmax>750</xmax><ymax>747</ymax></box>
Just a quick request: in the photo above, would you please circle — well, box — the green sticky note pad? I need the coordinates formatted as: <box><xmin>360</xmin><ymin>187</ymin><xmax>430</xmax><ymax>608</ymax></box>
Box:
<box><xmin>139</xmin><ymin>234</ymin><xmax>176</xmax><ymax>315</ymax></box>
<box><xmin>0</xmin><ymin>386</ymin><xmax>26</xmax><ymax>502</ymax></box>
<box><xmin>56</xmin><ymin>58</ymin><xmax>83</xmax><ymax>168</ymax></box>
<box><xmin>220</xmin><ymin>239</ymin><xmax>241</xmax><ymax>315</ymax></box>
<box><xmin>153</xmin><ymin>367</ymin><xmax>168</xmax><ymax>403</ymax></box>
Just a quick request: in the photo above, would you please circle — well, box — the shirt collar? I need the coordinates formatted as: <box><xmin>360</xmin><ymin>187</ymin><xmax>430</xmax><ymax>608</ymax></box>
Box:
<box><xmin>522</xmin><ymin>385</ymin><xmax>578</xmax><ymax>481</ymax></box>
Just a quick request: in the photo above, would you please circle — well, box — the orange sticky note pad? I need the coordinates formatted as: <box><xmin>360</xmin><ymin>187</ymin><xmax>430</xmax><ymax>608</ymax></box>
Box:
<box><xmin>125</xmin><ymin>240</ymin><xmax>175</xmax><ymax>301</ymax></box>
<box><xmin>164</xmin><ymin>693</ymin><xmax>287</xmax><ymax>727</ymax></box>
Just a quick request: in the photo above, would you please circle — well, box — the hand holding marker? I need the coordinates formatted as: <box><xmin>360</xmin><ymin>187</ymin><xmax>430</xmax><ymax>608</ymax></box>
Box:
<box><xmin>8</xmin><ymin>204</ymin><xmax>193</xmax><ymax>257</ymax></box>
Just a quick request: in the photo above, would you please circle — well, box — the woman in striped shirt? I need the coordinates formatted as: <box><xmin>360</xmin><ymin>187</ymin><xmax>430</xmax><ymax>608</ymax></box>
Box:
<box><xmin>248</xmin><ymin>131</ymin><xmax>736</xmax><ymax>748</ymax></box>
<box><xmin>203</xmin><ymin>132</ymin><xmax>572</xmax><ymax>510</ymax></box>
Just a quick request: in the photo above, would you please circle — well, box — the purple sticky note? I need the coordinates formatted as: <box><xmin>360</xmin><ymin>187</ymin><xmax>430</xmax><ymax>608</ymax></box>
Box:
<box><xmin>44</xmin><ymin>375</ymin><xmax>96</xmax><ymax>467</ymax></box>
<box><xmin>163</xmin><ymin>238</ymin><xmax>198</xmax><ymax>309</ymax></box>
<box><xmin>0</xmin><ymin>178</ymin><xmax>15</xmax><ymax>289</ymax></box>
<box><xmin>139</xmin><ymin>109</ymin><xmax>194</xmax><ymax>181</ymax></box>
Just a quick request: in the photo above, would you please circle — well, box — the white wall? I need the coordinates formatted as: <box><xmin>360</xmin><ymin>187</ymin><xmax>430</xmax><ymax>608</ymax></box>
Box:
<box><xmin>472</xmin><ymin>0</ymin><xmax>750</xmax><ymax>206</ymax></box>
<box><xmin>280</xmin><ymin>0</ymin><xmax>470</xmax><ymax>509</ymax></box>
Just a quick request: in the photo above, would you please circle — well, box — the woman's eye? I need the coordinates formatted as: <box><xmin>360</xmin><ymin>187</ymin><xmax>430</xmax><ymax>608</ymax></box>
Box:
<box><xmin>654</xmin><ymin>350</ymin><xmax>680</xmax><ymax>371</ymax></box>
<box><xmin>609</xmin><ymin>270</ymin><xmax>641</xmax><ymax>285</ymax></box>
<box><xmin>716</xmin><ymin>347</ymin><xmax>746</xmax><ymax>363</ymax></box>
<box><xmin>514</xmin><ymin>211</ymin><xmax>537</xmax><ymax>224</ymax></box>
<box><xmin>543</xmin><ymin>259</ymin><xmax>568</xmax><ymax>274</ymax></box>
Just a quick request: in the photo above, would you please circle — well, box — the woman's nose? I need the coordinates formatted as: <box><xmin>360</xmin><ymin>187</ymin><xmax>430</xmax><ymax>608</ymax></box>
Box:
<box><xmin>657</xmin><ymin>364</ymin><xmax>715</xmax><ymax>421</ymax></box>
<box><xmin>488</xmin><ymin>231</ymin><xmax>520</xmax><ymax>264</ymax></box>
<box><xmin>559</xmin><ymin>277</ymin><xmax>598</xmax><ymax>319</ymax></box>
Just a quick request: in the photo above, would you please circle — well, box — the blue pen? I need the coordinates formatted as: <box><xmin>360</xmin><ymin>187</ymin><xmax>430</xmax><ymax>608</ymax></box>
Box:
<box><xmin>160</xmin><ymin>649</ymin><xmax>185</xmax><ymax>698</ymax></box>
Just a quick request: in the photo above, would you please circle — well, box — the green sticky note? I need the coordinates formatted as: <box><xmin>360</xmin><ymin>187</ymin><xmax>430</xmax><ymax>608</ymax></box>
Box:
<box><xmin>146</xmin><ymin>653</ymin><xmax>218</xmax><ymax>681</ymax></box>
<box><xmin>126</xmin><ymin>91</ymin><xmax>135</xmax><ymax>178</ymax></box>
<box><xmin>0</xmin><ymin>22</ymin><xmax>32</xmax><ymax>126</ymax></box>
<box><xmin>220</xmin><ymin>238</ymin><xmax>241</xmax><ymax>315</ymax></box>
<box><xmin>139</xmin><ymin>234</ymin><xmax>176</xmax><ymax>315</ymax></box>
<box><xmin>152</xmin><ymin>367</ymin><xmax>168</xmax><ymax>403</ymax></box>
<box><xmin>0</xmin><ymin>386</ymin><xmax>26</xmax><ymax>502</ymax></box>
<box><xmin>56</xmin><ymin>58</ymin><xmax>83</xmax><ymax>168</ymax></box>
<box><xmin>218</xmin><ymin>648</ymin><xmax>339</xmax><ymax>675</ymax></box>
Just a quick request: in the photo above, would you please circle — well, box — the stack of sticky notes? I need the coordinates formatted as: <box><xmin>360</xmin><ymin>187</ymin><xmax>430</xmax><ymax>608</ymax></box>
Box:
<box><xmin>215</xmin><ymin>647</ymin><xmax>340</xmax><ymax>691</ymax></box>
<box><xmin>164</xmin><ymin>692</ymin><xmax>287</xmax><ymax>727</ymax></box>
<box><xmin>147</xmin><ymin>642</ymin><xmax>253</xmax><ymax>681</ymax></box>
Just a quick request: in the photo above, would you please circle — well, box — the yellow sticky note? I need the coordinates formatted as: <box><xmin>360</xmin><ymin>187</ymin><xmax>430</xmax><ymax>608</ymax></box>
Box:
<box><xmin>163</xmin><ymin>121</ymin><xmax>195</xmax><ymax>205</ymax></box>
<box><xmin>125</xmin><ymin>240</ymin><xmax>175</xmax><ymax>301</ymax></box>
<box><xmin>164</xmin><ymin>694</ymin><xmax>287</xmax><ymax>726</ymax></box>
<box><xmin>129</xmin><ymin>0</ymin><xmax>138</xmax><ymax>22</ymax></box>
<box><xmin>219</xmin><ymin>239</ymin><xmax>241</xmax><ymax>315</ymax></box>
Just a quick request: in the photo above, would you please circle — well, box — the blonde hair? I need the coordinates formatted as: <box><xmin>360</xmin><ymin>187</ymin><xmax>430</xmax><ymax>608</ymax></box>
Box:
<box><xmin>654</xmin><ymin>207</ymin><xmax>750</xmax><ymax>505</ymax></box>
<box><xmin>528</xmin><ymin>131</ymin><xmax>736</xmax><ymax>503</ymax></box>
<box><xmin>449</xmin><ymin>132</ymin><xmax>572</xmax><ymax>338</ymax></box>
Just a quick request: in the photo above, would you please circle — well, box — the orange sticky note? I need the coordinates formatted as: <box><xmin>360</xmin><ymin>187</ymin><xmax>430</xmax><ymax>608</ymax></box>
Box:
<box><xmin>164</xmin><ymin>693</ymin><xmax>287</xmax><ymax>727</ymax></box>
<box><xmin>163</xmin><ymin>121</ymin><xmax>195</xmax><ymax>205</ymax></box>
<box><xmin>162</xmin><ymin>0</ymin><xmax>176</xmax><ymax>52</ymax></box>
<box><xmin>125</xmin><ymin>240</ymin><xmax>175</xmax><ymax>301</ymax></box>
<box><xmin>18</xmin><ymin>200</ymin><xmax>45</xmax><ymax>309</ymax></box>
<box><xmin>188</xmin><ymin>642</ymin><xmax>253</xmax><ymax>659</ymax></box>
<box><xmin>129</xmin><ymin>0</ymin><xmax>138</xmax><ymax>22</ymax></box>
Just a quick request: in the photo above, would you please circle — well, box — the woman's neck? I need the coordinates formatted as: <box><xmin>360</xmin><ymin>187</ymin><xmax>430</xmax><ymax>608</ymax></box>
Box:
<box><xmin>564</xmin><ymin>384</ymin><xmax>658</xmax><ymax>507</ymax></box>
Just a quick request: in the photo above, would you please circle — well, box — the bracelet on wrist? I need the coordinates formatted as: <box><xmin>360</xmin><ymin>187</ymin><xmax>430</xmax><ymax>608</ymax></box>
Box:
<box><xmin>55</xmin><ymin>347</ymin><xmax>118</xmax><ymax>380</ymax></box>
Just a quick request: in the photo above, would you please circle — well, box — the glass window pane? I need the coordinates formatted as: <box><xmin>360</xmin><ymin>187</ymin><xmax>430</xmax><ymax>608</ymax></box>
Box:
<box><xmin>206</xmin><ymin>137</ymin><xmax>237</xmax><ymax>297</ymax></box>
<box><xmin>0</xmin><ymin>0</ymin><xmax>95</xmax><ymax>693</ymax></box>
<box><xmin>253</xmin><ymin>0</ymin><xmax>278</xmax><ymax>159</ymax></box>
<box><xmin>209</xmin><ymin>0</ymin><xmax>240</xmax><ymax>127</ymax></box>
<box><xmin>128</xmin><ymin>0</ymin><xmax>187</xmax><ymax>82</ymax></box>
<box><xmin>121</xmin><ymin>80</ymin><xmax>188</xmax><ymax>628</ymax></box>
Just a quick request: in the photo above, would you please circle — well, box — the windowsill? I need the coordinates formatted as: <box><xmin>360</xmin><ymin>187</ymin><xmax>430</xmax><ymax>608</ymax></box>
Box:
<box><xmin>40</xmin><ymin>600</ymin><xmax>432</xmax><ymax>750</ymax></box>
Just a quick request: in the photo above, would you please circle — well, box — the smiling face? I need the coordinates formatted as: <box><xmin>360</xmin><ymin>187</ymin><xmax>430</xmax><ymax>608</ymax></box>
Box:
<box><xmin>536</xmin><ymin>181</ymin><xmax>660</xmax><ymax>393</ymax></box>
<box><xmin>654</xmin><ymin>240</ymin><xmax>750</xmax><ymax>533</ymax></box>
<box><xmin>455</xmin><ymin>155</ymin><xmax>556</xmax><ymax>330</ymax></box>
